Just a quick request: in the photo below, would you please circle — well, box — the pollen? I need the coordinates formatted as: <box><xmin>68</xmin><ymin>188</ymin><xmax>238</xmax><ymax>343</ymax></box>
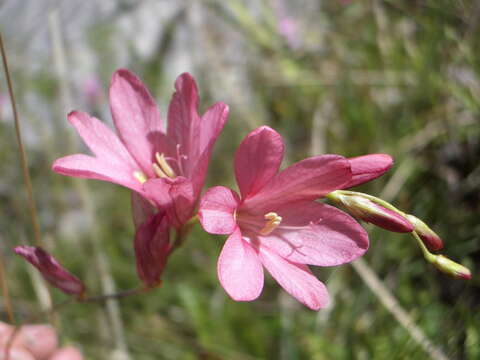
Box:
<box><xmin>259</xmin><ymin>212</ymin><xmax>282</xmax><ymax>235</ymax></box>
<box><xmin>133</xmin><ymin>171</ymin><xmax>148</xmax><ymax>184</ymax></box>
<box><xmin>153</xmin><ymin>152</ymin><xmax>176</xmax><ymax>178</ymax></box>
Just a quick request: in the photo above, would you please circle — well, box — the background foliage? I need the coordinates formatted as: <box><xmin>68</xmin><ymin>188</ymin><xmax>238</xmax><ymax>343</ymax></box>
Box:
<box><xmin>0</xmin><ymin>0</ymin><xmax>478</xmax><ymax>359</ymax></box>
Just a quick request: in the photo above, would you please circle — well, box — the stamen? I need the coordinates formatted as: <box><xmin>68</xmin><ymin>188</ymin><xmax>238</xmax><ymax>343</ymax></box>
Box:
<box><xmin>155</xmin><ymin>152</ymin><xmax>176</xmax><ymax>178</ymax></box>
<box><xmin>152</xmin><ymin>163</ymin><xmax>168</xmax><ymax>178</ymax></box>
<box><xmin>133</xmin><ymin>171</ymin><xmax>147</xmax><ymax>184</ymax></box>
<box><xmin>259</xmin><ymin>212</ymin><xmax>282</xmax><ymax>235</ymax></box>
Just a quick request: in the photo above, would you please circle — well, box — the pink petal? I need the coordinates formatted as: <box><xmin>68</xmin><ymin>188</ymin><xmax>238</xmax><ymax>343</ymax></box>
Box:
<box><xmin>235</xmin><ymin>126</ymin><xmax>284</xmax><ymax>199</ymax></box>
<box><xmin>244</xmin><ymin>155</ymin><xmax>351</xmax><ymax>210</ymax></box>
<box><xmin>343</xmin><ymin>154</ymin><xmax>393</xmax><ymax>188</ymax></box>
<box><xmin>14</xmin><ymin>246</ymin><xmax>86</xmax><ymax>296</ymax></box>
<box><xmin>49</xmin><ymin>347</ymin><xmax>84</xmax><ymax>360</ymax></box>
<box><xmin>53</xmin><ymin>154</ymin><xmax>143</xmax><ymax>193</ymax></box>
<box><xmin>166</xmin><ymin>73</ymin><xmax>201</xmax><ymax>173</ymax></box>
<box><xmin>259</xmin><ymin>247</ymin><xmax>329</xmax><ymax>310</ymax></box>
<box><xmin>218</xmin><ymin>228</ymin><xmax>264</xmax><ymax>301</ymax></box>
<box><xmin>188</xmin><ymin>102</ymin><xmax>229</xmax><ymax>195</ymax></box>
<box><xmin>143</xmin><ymin>177</ymin><xmax>195</xmax><ymax>228</ymax></box>
<box><xmin>109</xmin><ymin>69</ymin><xmax>163</xmax><ymax>177</ymax></box>
<box><xmin>168</xmin><ymin>177</ymin><xmax>195</xmax><ymax>227</ymax></box>
<box><xmin>134</xmin><ymin>212</ymin><xmax>171</xmax><ymax>287</ymax></box>
<box><xmin>66</xmin><ymin>111</ymin><xmax>139</xmax><ymax>170</ymax></box>
<box><xmin>199</xmin><ymin>102</ymin><xmax>229</xmax><ymax>156</ymax></box>
<box><xmin>198</xmin><ymin>186</ymin><xmax>240</xmax><ymax>235</ymax></box>
<box><xmin>131</xmin><ymin>192</ymin><xmax>156</xmax><ymax>230</ymax></box>
<box><xmin>258</xmin><ymin>202</ymin><xmax>369</xmax><ymax>266</ymax></box>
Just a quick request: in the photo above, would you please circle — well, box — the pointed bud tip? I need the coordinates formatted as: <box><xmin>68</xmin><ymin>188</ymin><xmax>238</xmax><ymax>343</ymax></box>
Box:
<box><xmin>406</xmin><ymin>215</ymin><xmax>444</xmax><ymax>251</ymax></box>
<box><xmin>433</xmin><ymin>255</ymin><xmax>471</xmax><ymax>280</ymax></box>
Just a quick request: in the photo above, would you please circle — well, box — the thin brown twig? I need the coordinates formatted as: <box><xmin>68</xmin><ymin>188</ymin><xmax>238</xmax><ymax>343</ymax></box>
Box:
<box><xmin>0</xmin><ymin>34</ymin><xmax>43</xmax><ymax>248</ymax></box>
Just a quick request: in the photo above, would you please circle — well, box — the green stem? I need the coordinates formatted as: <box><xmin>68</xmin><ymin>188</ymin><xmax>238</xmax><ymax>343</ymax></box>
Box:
<box><xmin>411</xmin><ymin>231</ymin><xmax>436</xmax><ymax>263</ymax></box>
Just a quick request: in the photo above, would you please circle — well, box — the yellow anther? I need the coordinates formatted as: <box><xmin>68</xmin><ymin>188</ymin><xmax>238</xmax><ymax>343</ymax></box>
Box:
<box><xmin>152</xmin><ymin>163</ymin><xmax>168</xmax><ymax>178</ymax></box>
<box><xmin>133</xmin><ymin>171</ymin><xmax>148</xmax><ymax>184</ymax></box>
<box><xmin>259</xmin><ymin>212</ymin><xmax>282</xmax><ymax>235</ymax></box>
<box><xmin>155</xmin><ymin>152</ymin><xmax>176</xmax><ymax>178</ymax></box>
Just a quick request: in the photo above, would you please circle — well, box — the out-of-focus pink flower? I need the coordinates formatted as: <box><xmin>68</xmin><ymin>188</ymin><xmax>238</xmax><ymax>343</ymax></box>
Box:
<box><xmin>49</xmin><ymin>347</ymin><xmax>83</xmax><ymax>360</ymax></box>
<box><xmin>0</xmin><ymin>347</ymin><xmax>35</xmax><ymax>360</ymax></box>
<box><xmin>0</xmin><ymin>322</ymin><xmax>83</xmax><ymax>360</ymax></box>
<box><xmin>199</xmin><ymin>126</ymin><xmax>372</xmax><ymax>310</ymax></box>
<box><xmin>82</xmin><ymin>76</ymin><xmax>103</xmax><ymax>106</ymax></box>
<box><xmin>14</xmin><ymin>246</ymin><xmax>86</xmax><ymax>297</ymax></box>
<box><xmin>53</xmin><ymin>69</ymin><xmax>229</xmax><ymax>227</ymax></box>
<box><xmin>278</xmin><ymin>18</ymin><xmax>299</xmax><ymax>48</ymax></box>
<box><xmin>14</xmin><ymin>325</ymin><xmax>58</xmax><ymax>360</ymax></box>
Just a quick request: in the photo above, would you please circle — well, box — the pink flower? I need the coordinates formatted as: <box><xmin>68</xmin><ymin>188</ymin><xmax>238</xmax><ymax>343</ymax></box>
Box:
<box><xmin>14</xmin><ymin>246</ymin><xmax>86</xmax><ymax>296</ymax></box>
<box><xmin>198</xmin><ymin>126</ymin><xmax>375</xmax><ymax>310</ymax></box>
<box><xmin>53</xmin><ymin>69</ymin><xmax>229</xmax><ymax>226</ymax></box>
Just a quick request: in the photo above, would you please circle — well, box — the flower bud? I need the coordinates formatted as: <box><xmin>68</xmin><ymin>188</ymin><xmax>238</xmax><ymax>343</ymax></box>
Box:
<box><xmin>330</xmin><ymin>192</ymin><xmax>413</xmax><ymax>233</ymax></box>
<box><xmin>406</xmin><ymin>215</ymin><xmax>443</xmax><ymax>251</ymax></box>
<box><xmin>14</xmin><ymin>246</ymin><xmax>86</xmax><ymax>297</ymax></box>
<box><xmin>432</xmin><ymin>255</ymin><xmax>471</xmax><ymax>280</ymax></box>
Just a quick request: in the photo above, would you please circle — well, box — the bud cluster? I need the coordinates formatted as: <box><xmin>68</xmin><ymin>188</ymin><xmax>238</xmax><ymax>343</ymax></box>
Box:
<box><xmin>327</xmin><ymin>190</ymin><xmax>471</xmax><ymax>280</ymax></box>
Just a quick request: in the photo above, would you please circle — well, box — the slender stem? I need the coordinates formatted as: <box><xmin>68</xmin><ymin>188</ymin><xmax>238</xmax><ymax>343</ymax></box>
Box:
<box><xmin>79</xmin><ymin>286</ymin><xmax>151</xmax><ymax>304</ymax></box>
<box><xmin>411</xmin><ymin>231</ymin><xmax>436</xmax><ymax>263</ymax></box>
<box><xmin>0</xmin><ymin>34</ymin><xmax>43</xmax><ymax>248</ymax></box>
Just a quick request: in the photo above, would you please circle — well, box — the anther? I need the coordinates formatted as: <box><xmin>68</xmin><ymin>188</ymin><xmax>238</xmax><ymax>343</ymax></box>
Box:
<box><xmin>155</xmin><ymin>153</ymin><xmax>176</xmax><ymax>178</ymax></box>
<box><xmin>133</xmin><ymin>171</ymin><xmax>148</xmax><ymax>184</ymax></box>
<box><xmin>152</xmin><ymin>163</ymin><xmax>168</xmax><ymax>178</ymax></box>
<box><xmin>259</xmin><ymin>212</ymin><xmax>282</xmax><ymax>235</ymax></box>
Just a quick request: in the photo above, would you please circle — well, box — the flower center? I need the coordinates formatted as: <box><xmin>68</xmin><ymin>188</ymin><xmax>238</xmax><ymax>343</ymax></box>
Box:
<box><xmin>133</xmin><ymin>152</ymin><xmax>177</xmax><ymax>184</ymax></box>
<box><xmin>259</xmin><ymin>212</ymin><xmax>282</xmax><ymax>235</ymax></box>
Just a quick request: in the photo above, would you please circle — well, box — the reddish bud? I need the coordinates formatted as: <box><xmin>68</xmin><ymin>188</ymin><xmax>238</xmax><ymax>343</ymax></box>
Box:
<box><xmin>432</xmin><ymin>255</ymin><xmax>471</xmax><ymax>280</ymax></box>
<box><xmin>343</xmin><ymin>154</ymin><xmax>394</xmax><ymax>188</ymax></box>
<box><xmin>134</xmin><ymin>212</ymin><xmax>171</xmax><ymax>288</ymax></box>
<box><xmin>406</xmin><ymin>215</ymin><xmax>443</xmax><ymax>251</ymax></box>
<box><xmin>330</xmin><ymin>192</ymin><xmax>413</xmax><ymax>233</ymax></box>
<box><xmin>14</xmin><ymin>246</ymin><xmax>86</xmax><ymax>296</ymax></box>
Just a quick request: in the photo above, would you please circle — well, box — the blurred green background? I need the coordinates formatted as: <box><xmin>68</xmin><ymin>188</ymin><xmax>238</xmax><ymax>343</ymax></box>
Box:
<box><xmin>0</xmin><ymin>0</ymin><xmax>478</xmax><ymax>359</ymax></box>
